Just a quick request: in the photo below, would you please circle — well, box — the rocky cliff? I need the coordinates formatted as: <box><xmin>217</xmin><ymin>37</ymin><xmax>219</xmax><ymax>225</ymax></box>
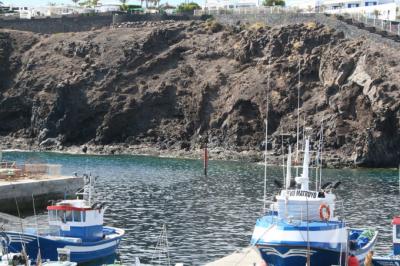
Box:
<box><xmin>0</xmin><ymin>20</ymin><xmax>399</xmax><ymax>167</ymax></box>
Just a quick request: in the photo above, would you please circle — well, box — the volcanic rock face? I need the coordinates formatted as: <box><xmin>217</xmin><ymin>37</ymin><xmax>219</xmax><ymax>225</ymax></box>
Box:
<box><xmin>0</xmin><ymin>21</ymin><xmax>399</xmax><ymax>167</ymax></box>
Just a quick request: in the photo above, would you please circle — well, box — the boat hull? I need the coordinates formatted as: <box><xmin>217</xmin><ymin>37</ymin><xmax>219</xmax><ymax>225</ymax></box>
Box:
<box><xmin>257</xmin><ymin>244</ymin><xmax>346</xmax><ymax>266</ymax></box>
<box><xmin>251</xmin><ymin>215</ymin><xmax>377</xmax><ymax>266</ymax></box>
<box><xmin>1</xmin><ymin>227</ymin><xmax>123</xmax><ymax>263</ymax></box>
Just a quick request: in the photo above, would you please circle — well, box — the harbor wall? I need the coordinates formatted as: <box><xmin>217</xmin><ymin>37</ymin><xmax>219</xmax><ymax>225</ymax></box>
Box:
<box><xmin>0</xmin><ymin>176</ymin><xmax>84</xmax><ymax>214</ymax></box>
<box><xmin>0</xmin><ymin>13</ymin><xmax>197</xmax><ymax>34</ymax></box>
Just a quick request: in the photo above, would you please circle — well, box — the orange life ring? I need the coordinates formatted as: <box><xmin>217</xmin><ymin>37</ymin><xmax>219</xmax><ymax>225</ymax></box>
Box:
<box><xmin>319</xmin><ymin>204</ymin><xmax>330</xmax><ymax>221</ymax></box>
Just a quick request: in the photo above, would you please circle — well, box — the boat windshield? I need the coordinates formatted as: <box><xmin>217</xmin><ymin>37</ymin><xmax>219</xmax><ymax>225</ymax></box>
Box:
<box><xmin>396</xmin><ymin>225</ymin><xmax>400</xmax><ymax>239</ymax></box>
<box><xmin>48</xmin><ymin>210</ymin><xmax>86</xmax><ymax>222</ymax></box>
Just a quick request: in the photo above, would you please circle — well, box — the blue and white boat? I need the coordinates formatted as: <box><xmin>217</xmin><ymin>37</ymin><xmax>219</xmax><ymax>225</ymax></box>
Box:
<box><xmin>1</xmin><ymin>175</ymin><xmax>124</xmax><ymax>264</ymax></box>
<box><xmin>372</xmin><ymin>216</ymin><xmax>400</xmax><ymax>266</ymax></box>
<box><xmin>251</xmin><ymin>139</ymin><xmax>378</xmax><ymax>266</ymax></box>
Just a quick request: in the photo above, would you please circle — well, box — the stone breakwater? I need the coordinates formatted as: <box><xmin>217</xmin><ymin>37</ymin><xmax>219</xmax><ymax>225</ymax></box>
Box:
<box><xmin>0</xmin><ymin>19</ymin><xmax>400</xmax><ymax>167</ymax></box>
<box><xmin>0</xmin><ymin>176</ymin><xmax>83</xmax><ymax>214</ymax></box>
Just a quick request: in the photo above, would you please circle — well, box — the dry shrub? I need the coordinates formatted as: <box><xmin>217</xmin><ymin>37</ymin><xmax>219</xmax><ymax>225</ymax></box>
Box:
<box><xmin>293</xmin><ymin>41</ymin><xmax>303</xmax><ymax>50</ymax></box>
<box><xmin>233</xmin><ymin>41</ymin><xmax>241</xmax><ymax>49</ymax></box>
<box><xmin>248</xmin><ymin>22</ymin><xmax>266</xmax><ymax>31</ymax></box>
<box><xmin>203</xmin><ymin>19</ymin><xmax>224</xmax><ymax>33</ymax></box>
<box><xmin>306</xmin><ymin>21</ymin><xmax>317</xmax><ymax>30</ymax></box>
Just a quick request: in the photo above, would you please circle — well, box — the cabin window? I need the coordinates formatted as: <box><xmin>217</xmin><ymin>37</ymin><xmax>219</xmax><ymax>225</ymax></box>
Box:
<box><xmin>58</xmin><ymin>210</ymin><xmax>65</xmax><ymax>222</ymax></box>
<box><xmin>48</xmin><ymin>210</ymin><xmax>57</xmax><ymax>221</ymax></box>
<box><xmin>73</xmin><ymin>211</ymin><xmax>81</xmax><ymax>222</ymax></box>
<box><xmin>65</xmin><ymin>211</ymin><xmax>73</xmax><ymax>222</ymax></box>
<box><xmin>82</xmin><ymin>211</ymin><xmax>86</xmax><ymax>222</ymax></box>
<box><xmin>396</xmin><ymin>225</ymin><xmax>400</xmax><ymax>239</ymax></box>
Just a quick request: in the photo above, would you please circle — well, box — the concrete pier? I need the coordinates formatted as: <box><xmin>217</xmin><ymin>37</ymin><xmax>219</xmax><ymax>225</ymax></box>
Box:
<box><xmin>206</xmin><ymin>247</ymin><xmax>264</xmax><ymax>266</ymax></box>
<box><xmin>0</xmin><ymin>175</ymin><xmax>84</xmax><ymax>214</ymax></box>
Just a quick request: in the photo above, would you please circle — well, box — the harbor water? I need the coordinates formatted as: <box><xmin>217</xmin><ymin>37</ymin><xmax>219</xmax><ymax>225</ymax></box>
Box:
<box><xmin>3</xmin><ymin>151</ymin><xmax>400</xmax><ymax>265</ymax></box>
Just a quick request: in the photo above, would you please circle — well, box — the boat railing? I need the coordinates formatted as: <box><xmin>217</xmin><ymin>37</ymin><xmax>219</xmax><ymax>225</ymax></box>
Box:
<box><xmin>0</xmin><ymin>213</ymin><xmax>53</xmax><ymax>235</ymax></box>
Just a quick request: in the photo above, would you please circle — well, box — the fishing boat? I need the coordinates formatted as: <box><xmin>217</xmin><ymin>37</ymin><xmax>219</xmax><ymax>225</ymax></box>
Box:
<box><xmin>2</xmin><ymin>174</ymin><xmax>124</xmax><ymax>264</ymax></box>
<box><xmin>251</xmin><ymin>139</ymin><xmax>378</xmax><ymax>266</ymax></box>
<box><xmin>372</xmin><ymin>216</ymin><xmax>400</xmax><ymax>265</ymax></box>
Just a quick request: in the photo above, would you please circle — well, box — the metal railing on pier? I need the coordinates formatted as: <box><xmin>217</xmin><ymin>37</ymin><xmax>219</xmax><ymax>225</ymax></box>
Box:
<box><xmin>343</xmin><ymin>12</ymin><xmax>400</xmax><ymax>37</ymax></box>
<box><xmin>194</xmin><ymin>6</ymin><xmax>304</xmax><ymax>16</ymax></box>
<box><xmin>195</xmin><ymin>6</ymin><xmax>400</xmax><ymax>38</ymax></box>
<box><xmin>0</xmin><ymin>161</ymin><xmax>62</xmax><ymax>180</ymax></box>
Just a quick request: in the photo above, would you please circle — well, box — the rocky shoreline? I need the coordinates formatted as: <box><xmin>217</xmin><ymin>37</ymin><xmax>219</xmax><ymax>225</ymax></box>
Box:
<box><xmin>0</xmin><ymin>136</ymin><xmax>360</xmax><ymax>168</ymax></box>
<box><xmin>1</xmin><ymin>20</ymin><xmax>400</xmax><ymax>168</ymax></box>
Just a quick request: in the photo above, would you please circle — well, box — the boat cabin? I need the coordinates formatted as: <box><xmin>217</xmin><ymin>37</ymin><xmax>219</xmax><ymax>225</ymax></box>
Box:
<box><xmin>275</xmin><ymin>189</ymin><xmax>337</xmax><ymax>221</ymax></box>
<box><xmin>392</xmin><ymin>216</ymin><xmax>400</xmax><ymax>255</ymax></box>
<box><xmin>272</xmin><ymin>140</ymin><xmax>338</xmax><ymax>222</ymax></box>
<box><xmin>47</xmin><ymin>199</ymin><xmax>105</xmax><ymax>242</ymax></box>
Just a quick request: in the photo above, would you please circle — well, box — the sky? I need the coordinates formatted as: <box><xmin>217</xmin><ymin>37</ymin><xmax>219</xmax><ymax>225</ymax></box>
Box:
<box><xmin>2</xmin><ymin>0</ymin><xmax>205</xmax><ymax>7</ymax></box>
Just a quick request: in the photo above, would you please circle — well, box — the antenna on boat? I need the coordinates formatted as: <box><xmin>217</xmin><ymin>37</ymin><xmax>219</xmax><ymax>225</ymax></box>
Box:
<box><xmin>281</xmin><ymin>131</ymin><xmax>285</xmax><ymax>187</ymax></box>
<box><xmin>302</xmin><ymin>114</ymin><xmax>306</xmax><ymax>152</ymax></box>
<box><xmin>263</xmin><ymin>119</ymin><xmax>268</xmax><ymax>213</ymax></box>
<box><xmin>295</xmin><ymin>57</ymin><xmax>301</xmax><ymax>175</ymax></box>
<box><xmin>295</xmin><ymin>138</ymin><xmax>310</xmax><ymax>191</ymax></box>
<box><xmin>79</xmin><ymin>174</ymin><xmax>95</xmax><ymax>206</ymax></box>
<box><xmin>263</xmin><ymin>60</ymin><xmax>270</xmax><ymax>214</ymax></box>
<box><xmin>319</xmin><ymin>121</ymin><xmax>324</xmax><ymax>191</ymax></box>
<box><xmin>306</xmin><ymin>196</ymin><xmax>311</xmax><ymax>266</ymax></box>
<box><xmin>286</xmin><ymin>146</ymin><xmax>292</xmax><ymax>189</ymax></box>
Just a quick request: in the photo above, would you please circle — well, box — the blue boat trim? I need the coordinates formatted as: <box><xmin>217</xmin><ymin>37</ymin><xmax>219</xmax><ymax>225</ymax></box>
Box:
<box><xmin>255</xmin><ymin>218</ymin><xmax>346</xmax><ymax>231</ymax></box>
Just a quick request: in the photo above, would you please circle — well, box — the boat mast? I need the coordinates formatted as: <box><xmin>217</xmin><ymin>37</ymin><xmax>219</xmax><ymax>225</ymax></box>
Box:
<box><xmin>319</xmin><ymin>122</ymin><xmax>324</xmax><ymax>191</ymax></box>
<box><xmin>281</xmin><ymin>131</ymin><xmax>285</xmax><ymax>188</ymax></box>
<box><xmin>32</xmin><ymin>194</ymin><xmax>42</xmax><ymax>265</ymax></box>
<box><xmin>286</xmin><ymin>146</ymin><xmax>292</xmax><ymax>189</ymax></box>
<box><xmin>306</xmin><ymin>197</ymin><xmax>311</xmax><ymax>266</ymax></box>
<box><xmin>296</xmin><ymin>138</ymin><xmax>310</xmax><ymax>191</ymax></box>
<box><xmin>263</xmin><ymin>62</ymin><xmax>270</xmax><ymax>213</ymax></box>
<box><xmin>89</xmin><ymin>175</ymin><xmax>92</xmax><ymax>206</ymax></box>
<box><xmin>296</xmin><ymin>58</ymin><xmax>301</xmax><ymax>176</ymax></box>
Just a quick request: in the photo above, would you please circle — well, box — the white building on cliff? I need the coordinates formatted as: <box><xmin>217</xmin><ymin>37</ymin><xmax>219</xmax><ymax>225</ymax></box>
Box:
<box><xmin>287</xmin><ymin>0</ymin><xmax>399</xmax><ymax>20</ymax></box>
<box><xmin>203</xmin><ymin>0</ymin><xmax>261</xmax><ymax>10</ymax></box>
<box><xmin>322</xmin><ymin>0</ymin><xmax>399</xmax><ymax>20</ymax></box>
